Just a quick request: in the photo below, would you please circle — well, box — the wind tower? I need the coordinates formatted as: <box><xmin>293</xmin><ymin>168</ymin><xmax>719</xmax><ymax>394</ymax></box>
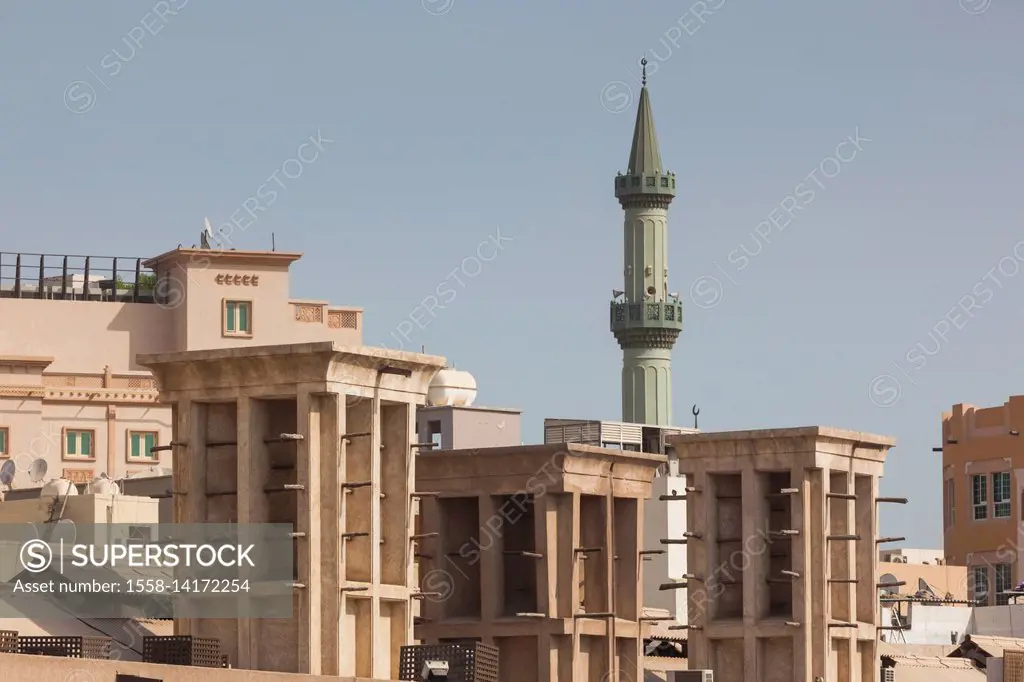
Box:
<box><xmin>610</xmin><ymin>58</ymin><xmax>682</xmax><ymax>426</ymax></box>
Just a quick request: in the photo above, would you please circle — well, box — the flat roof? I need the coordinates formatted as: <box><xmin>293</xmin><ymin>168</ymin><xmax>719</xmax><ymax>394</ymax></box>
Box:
<box><xmin>419</xmin><ymin>441</ymin><xmax>667</xmax><ymax>466</ymax></box>
<box><xmin>420</xmin><ymin>404</ymin><xmax>521</xmax><ymax>415</ymax></box>
<box><xmin>667</xmin><ymin>425</ymin><xmax>895</xmax><ymax>448</ymax></box>
<box><xmin>143</xmin><ymin>247</ymin><xmax>303</xmax><ymax>270</ymax></box>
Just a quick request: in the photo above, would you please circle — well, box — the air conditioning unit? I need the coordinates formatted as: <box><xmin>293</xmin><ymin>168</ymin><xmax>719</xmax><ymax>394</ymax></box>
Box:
<box><xmin>936</xmin><ymin>558</ymin><xmax>944</xmax><ymax>565</ymax></box>
<box><xmin>675</xmin><ymin>671</ymin><xmax>713</xmax><ymax>682</ymax></box>
<box><xmin>893</xmin><ymin>556</ymin><xmax>907</xmax><ymax>564</ymax></box>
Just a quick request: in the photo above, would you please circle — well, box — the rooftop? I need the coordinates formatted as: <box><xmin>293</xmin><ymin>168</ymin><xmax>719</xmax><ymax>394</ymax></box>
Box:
<box><xmin>668</xmin><ymin>425</ymin><xmax>896</xmax><ymax>447</ymax></box>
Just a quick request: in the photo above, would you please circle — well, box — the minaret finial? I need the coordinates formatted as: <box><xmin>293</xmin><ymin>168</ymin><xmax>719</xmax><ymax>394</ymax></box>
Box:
<box><xmin>641</xmin><ymin>57</ymin><xmax>648</xmax><ymax>87</ymax></box>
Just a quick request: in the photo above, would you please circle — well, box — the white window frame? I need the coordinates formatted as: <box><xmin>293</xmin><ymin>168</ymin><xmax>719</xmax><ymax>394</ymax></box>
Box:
<box><xmin>973</xmin><ymin>474</ymin><xmax>988</xmax><ymax>521</ymax></box>
<box><xmin>972</xmin><ymin>565</ymin><xmax>990</xmax><ymax>605</ymax></box>
<box><xmin>995</xmin><ymin>563</ymin><xmax>1013</xmax><ymax>606</ymax></box>
<box><xmin>993</xmin><ymin>472</ymin><xmax>1012</xmax><ymax>519</ymax></box>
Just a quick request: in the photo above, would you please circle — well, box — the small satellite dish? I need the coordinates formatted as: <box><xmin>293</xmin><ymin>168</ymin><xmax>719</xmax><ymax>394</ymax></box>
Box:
<box><xmin>0</xmin><ymin>460</ymin><xmax>15</xmax><ymax>487</ymax></box>
<box><xmin>201</xmin><ymin>217</ymin><xmax>213</xmax><ymax>249</ymax></box>
<box><xmin>28</xmin><ymin>458</ymin><xmax>48</xmax><ymax>484</ymax></box>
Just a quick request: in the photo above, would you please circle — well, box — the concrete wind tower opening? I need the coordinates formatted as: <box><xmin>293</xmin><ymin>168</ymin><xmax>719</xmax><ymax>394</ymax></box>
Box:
<box><xmin>610</xmin><ymin>58</ymin><xmax>682</xmax><ymax>427</ymax></box>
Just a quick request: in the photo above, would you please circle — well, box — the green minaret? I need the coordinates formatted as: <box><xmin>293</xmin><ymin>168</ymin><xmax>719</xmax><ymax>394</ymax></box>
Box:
<box><xmin>610</xmin><ymin>59</ymin><xmax>682</xmax><ymax>426</ymax></box>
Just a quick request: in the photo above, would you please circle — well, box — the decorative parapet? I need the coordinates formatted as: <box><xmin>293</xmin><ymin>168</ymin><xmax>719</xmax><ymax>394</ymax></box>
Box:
<box><xmin>290</xmin><ymin>300</ymin><xmax>360</xmax><ymax>330</ymax></box>
<box><xmin>4</xmin><ymin>372</ymin><xmax>159</xmax><ymax>403</ymax></box>
<box><xmin>327</xmin><ymin>309</ymin><xmax>359</xmax><ymax>329</ymax></box>
<box><xmin>63</xmin><ymin>468</ymin><xmax>95</xmax><ymax>484</ymax></box>
<box><xmin>294</xmin><ymin>302</ymin><xmax>324</xmax><ymax>323</ymax></box>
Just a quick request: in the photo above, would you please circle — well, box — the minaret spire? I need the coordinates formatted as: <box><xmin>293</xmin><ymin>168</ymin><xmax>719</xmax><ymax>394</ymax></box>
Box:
<box><xmin>610</xmin><ymin>73</ymin><xmax>681</xmax><ymax>427</ymax></box>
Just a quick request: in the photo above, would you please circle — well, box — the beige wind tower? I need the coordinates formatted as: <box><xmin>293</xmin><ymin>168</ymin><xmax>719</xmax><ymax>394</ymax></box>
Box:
<box><xmin>414</xmin><ymin>442</ymin><xmax>666</xmax><ymax>682</ymax></box>
<box><xmin>665</xmin><ymin>426</ymin><xmax>899</xmax><ymax>682</ymax></box>
<box><xmin>139</xmin><ymin>341</ymin><xmax>445</xmax><ymax>678</ymax></box>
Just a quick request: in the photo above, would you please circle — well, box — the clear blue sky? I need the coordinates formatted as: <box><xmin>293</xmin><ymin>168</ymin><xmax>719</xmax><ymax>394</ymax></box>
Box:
<box><xmin>2</xmin><ymin>1</ymin><xmax>1022</xmax><ymax>547</ymax></box>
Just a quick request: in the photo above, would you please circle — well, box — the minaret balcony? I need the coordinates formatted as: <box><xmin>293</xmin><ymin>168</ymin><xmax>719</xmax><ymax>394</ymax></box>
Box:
<box><xmin>614</xmin><ymin>172</ymin><xmax>676</xmax><ymax>201</ymax></box>
<box><xmin>610</xmin><ymin>300</ymin><xmax>683</xmax><ymax>334</ymax></box>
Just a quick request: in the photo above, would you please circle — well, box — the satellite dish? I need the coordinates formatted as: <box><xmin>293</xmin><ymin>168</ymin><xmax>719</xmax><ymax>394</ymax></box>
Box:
<box><xmin>201</xmin><ymin>217</ymin><xmax>213</xmax><ymax>249</ymax></box>
<box><xmin>28</xmin><ymin>458</ymin><xmax>48</xmax><ymax>484</ymax></box>
<box><xmin>0</xmin><ymin>461</ymin><xmax>15</xmax><ymax>487</ymax></box>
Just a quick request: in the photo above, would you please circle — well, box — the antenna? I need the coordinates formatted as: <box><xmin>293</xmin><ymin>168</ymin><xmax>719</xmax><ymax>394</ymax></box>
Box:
<box><xmin>0</xmin><ymin>460</ymin><xmax>15</xmax><ymax>487</ymax></box>
<box><xmin>272</xmin><ymin>233</ymin><xmax>276</xmax><ymax>251</ymax></box>
<box><xmin>29</xmin><ymin>458</ymin><xmax>48</xmax><ymax>484</ymax></box>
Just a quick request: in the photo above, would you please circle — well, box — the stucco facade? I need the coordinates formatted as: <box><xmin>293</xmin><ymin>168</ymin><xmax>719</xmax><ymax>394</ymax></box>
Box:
<box><xmin>139</xmin><ymin>341</ymin><xmax>445</xmax><ymax>677</ymax></box>
<box><xmin>0</xmin><ymin>247</ymin><xmax>362</xmax><ymax>486</ymax></box>
<box><xmin>942</xmin><ymin>397</ymin><xmax>1024</xmax><ymax>607</ymax></box>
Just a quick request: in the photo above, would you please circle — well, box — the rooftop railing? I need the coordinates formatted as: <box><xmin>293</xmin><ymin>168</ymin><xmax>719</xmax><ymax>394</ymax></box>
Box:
<box><xmin>0</xmin><ymin>252</ymin><xmax>157</xmax><ymax>303</ymax></box>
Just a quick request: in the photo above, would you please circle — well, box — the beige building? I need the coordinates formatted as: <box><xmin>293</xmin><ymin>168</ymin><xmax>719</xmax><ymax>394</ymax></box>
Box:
<box><xmin>668</xmin><ymin>426</ymin><xmax>896</xmax><ymax>682</ymax></box>
<box><xmin>0</xmin><ymin>247</ymin><xmax>362</xmax><ymax>486</ymax></box>
<box><xmin>139</xmin><ymin>341</ymin><xmax>445</xmax><ymax>678</ymax></box>
<box><xmin>415</xmin><ymin>442</ymin><xmax>665</xmax><ymax>682</ymax></box>
<box><xmin>942</xmin><ymin>396</ymin><xmax>1024</xmax><ymax>606</ymax></box>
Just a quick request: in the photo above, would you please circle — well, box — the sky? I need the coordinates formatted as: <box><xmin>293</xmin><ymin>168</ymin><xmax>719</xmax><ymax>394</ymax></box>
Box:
<box><xmin>1</xmin><ymin>1</ymin><xmax>1022</xmax><ymax>547</ymax></box>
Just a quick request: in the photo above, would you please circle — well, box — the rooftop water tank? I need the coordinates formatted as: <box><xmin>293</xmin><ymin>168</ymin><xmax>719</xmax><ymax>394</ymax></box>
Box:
<box><xmin>41</xmin><ymin>478</ymin><xmax>78</xmax><ymax>498</ymax></box>
<box><xmin>426</xmin><ymin>368</ymin><xmax>478</xmax><ymax>407</ymax></box>
<box><xmin>86</xmin><ymin>476</ymin><xmax>120</xmax><ymax>496</ymax></box>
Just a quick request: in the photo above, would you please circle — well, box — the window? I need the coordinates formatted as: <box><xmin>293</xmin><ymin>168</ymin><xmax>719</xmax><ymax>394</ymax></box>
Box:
<box><xmin>973</xmin><ymin>474</ymin><xmax>988</xmax><ymax>520</ymax></box>
<box><xmin>944</xmin><ymin>479</ymin><xmax>955</xmax><ymax>527</ymax></box>
<box><xmin>995</xmin><ymin>563</ymin><xmax>1013</xmax><ymax>606</ymax></box>
<box><xmin>972</xmin><ymin>566</ymin><xmax>990</xmax><ymax>605</ymax></box>
<box><xmin>223</xmin><ymin>300</ymin><xmax>252</xmax><ymax>336</ymax></box>
<box><xmin>64</xmin><ymin>429</ymin><xmax>94</xmax><ymax>459</ymax></box>
<box><xmin>994</xmin><ymin>472</ymin><xmax>1012</xmax><ymax>518</ymax></box>
<box><xmin>0</xmin><ymin>427</ymin><xmax>8</xmax><ymax>456</ymax></box>
<box><xmin>127</xmin><ymin>431</ymin><xmax>158</xmax><ymax>461</ymax></box>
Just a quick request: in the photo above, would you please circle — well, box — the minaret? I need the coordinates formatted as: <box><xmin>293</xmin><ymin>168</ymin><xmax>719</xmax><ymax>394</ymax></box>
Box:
<box><xmin>610</xmin><ymin>58</ymin><xmax>682</xmax><ymax>426</ymax></box>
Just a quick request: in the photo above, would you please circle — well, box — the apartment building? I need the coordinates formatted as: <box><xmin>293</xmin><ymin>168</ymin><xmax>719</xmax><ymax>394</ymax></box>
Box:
<box><xmin>0</xmin><ymin>247</ymin><xmax>363</xmax><ymax>486</ymax></box>
<box><xmin>942</xmin><ymin>396</ymin><xmax>1024</xmax><ymax>606</ymax></box>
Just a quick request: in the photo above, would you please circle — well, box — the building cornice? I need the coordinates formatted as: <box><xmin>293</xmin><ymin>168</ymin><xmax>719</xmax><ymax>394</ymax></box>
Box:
<box><xmin>144</xmin><ymin>248</ymin><xmax>303</xmax><ymax>271</ymax></box>
<box><xmin>0</xmin><ymin>355</ymin><xmax>55</xmax><ymax>369</ymax></box>
<box><xmin>0</xmin><ymin>385</ymin><xmax>158</xmax><ymax>403</ymax></box>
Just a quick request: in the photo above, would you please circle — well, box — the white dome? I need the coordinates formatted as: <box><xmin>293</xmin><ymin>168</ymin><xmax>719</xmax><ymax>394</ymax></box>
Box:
<box><xmin>41</xmin><ymin>478</ymin><xmax>78</xmax><ymax>498</ymax></box>
<box><xmin>86</xmin><ymin>477</ymin><xmax>120</xmax><ymax>496</ymax></box>
<box><xmin>427</xmin><ymin>368</ymin><xmax>478</xmax><ymax>407</ymax></box>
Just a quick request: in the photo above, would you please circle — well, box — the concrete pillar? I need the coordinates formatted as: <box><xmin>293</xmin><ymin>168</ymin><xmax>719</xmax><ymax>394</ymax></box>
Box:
<box><xmin>536</xmin><ymin>493</ymin><xmax>555</xmax><ymax>682</ymax></box>
<box><xmin>295</xmin><ymin>391</ymin><xmax>322</xmax><ymax>674</ymax></box>
<box><xmin>478</xmin><ymin>494</ymin><xmax>501</xmax><ymax>629</ymax></box>
<box><xmin>854</xmin><ymin>474</ymin><xmax>879</xmax><ymax>670</ymax></box>
<box><xmin>806</xmin><ymin>468</ymin><xmax>828</xmax><ymax>680</ymax></box>
<box><xmin>604</xmin><ymin>492</ymin><xmax>616</xmax><ymax>682</ymax></box>
<box><xmin>791</xmin><ymin>465</ymin><xmax>811</xmax><ymax>681</ymax></box>
<box><xmin>836</xmin><ymin>470</ymin><xmax>856</xmax><ymax>682</ymax></box>
<box><xmin>175</xmin><ymin>399</ymin><xmax>208</xmax><ymax>640</ymax></box>
<box><xmin>320</xmin><ymin>391</ymin><xmax>343</xmax><ymax>675</ymax></box>
<box><xmin>687</xmin><ymin>467</ymin><xmax>709</xmax><ymax>668</ymax></box>
<box><xmin>368</xmin><ymin>391</ymin><xmax>382</xmax><ymax>679</ymax></box>
<box><xmin>570</xmin><ymin>491</ymin><xmax>582</xmax><ymax>682</ymax></box>
<box><xmin>741</xmin><ymin>467</ymin><xmax>765</xmax><ymax>678</ymax></box>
